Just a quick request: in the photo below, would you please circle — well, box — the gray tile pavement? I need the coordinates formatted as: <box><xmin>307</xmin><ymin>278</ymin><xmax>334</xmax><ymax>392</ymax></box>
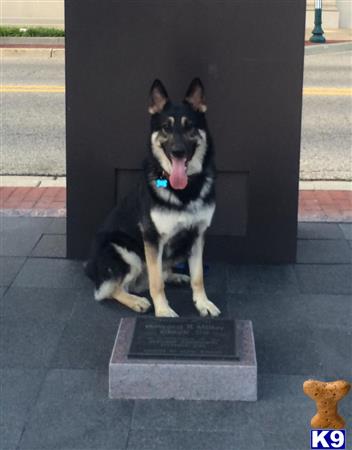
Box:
<box><xmin>48</xmin><ymin>289</ymin><xmax>133</xmax><ymax>371</ymax></box>
<box><xmin>0</xmin><ymin>318</ymin><xmax>66</xmax><ymax>369</ymax></box>
<box><xmin>0</xmin><ymin>218</ymin><xmax>350</xmax><ymax>450</ymax></box>
<box><xmin>295</xmin><ymin>264</ymin><xmax>352</xmax><ymax>294</ymax></box>
<box><xmin>132</xmin><ymin>399</ymin><xmax>248</xmax><ymax>432</ymax></box>
<box><xmin>127</xmin><ymin>429</ymin><xmax>266</xmax><ymax>450</ymax></box>
<box><xmin>30</xmin><ymin>234</ymin><xmax>66</xmax><ymax>258</ymax></box>
<box><xmin>0</xmin><ymin>256</ymin><xmax>25</xmax><ymax>286</ymax></box>
<box><xmin>203</xmin><ymin>261</ymin><xmax>228</xmax><ymax>292</ymax></box>
<box><xmin>0</xmin><ymin>217</ymin><xmax>52</xmax><ymax>233</ymax></box>
<box><xmin>0</xmin><ymin>369</ymin><xmax>46</xmax><ymax>449</ymax></box>
<box><xmin>1</xmin><ymin>286</ymin><xmax>81</xmax><ymax>321</ymax></box>
<box><xmin>129</xmin><ymin>376</ymin><xmax>337</xmax><ymax>450</ymax></box>
<box><xmin>255</xmin><ymin>324</ymin><xmax>351</xmax><ymax>377</ymax></box>
<box><xmin>227</xmin><ymin>293</ymin><xmax>352</xmax><ymax>330</ymax></box>
<box><xmin>13</xmin><ymin>257</ymin><xmax>91</xmax><ymax>289</ymax></box>
<box><xmin>298</xmin><ymin>222</ymin><xmax>345</xmax><ymax>240</ymax></box>
<box><xmin>0</xmin><ymin>217</ymin><xmax>52</xmax><ymax>257</ymax></box>
<box><xmin>18</xmin><ymin>369</ymin><xmax>133</xmax><ymax>450</ymax></box>
<box><xmin>226</xmin><ymin>264</ymin><xmax>299</xmax><ymax>294</ymax></box>
<box><xmin>296</xmin><ymin>239</ymin><xmax>351</xmax><ymax>263</ymax></box>
<box><xmin>45</xmin><ymin>217</ymin><xmax>67</xmax><ymax>234</ymax></box>
<box><xmin>339</xmin><ymin>223</ymin><xmax>352</xmax><ymax>240</ymax></box>
<box><xmin>228</xmin><ymin>292</ymin><xmax>352</xmax><ymax>376</ymax></box>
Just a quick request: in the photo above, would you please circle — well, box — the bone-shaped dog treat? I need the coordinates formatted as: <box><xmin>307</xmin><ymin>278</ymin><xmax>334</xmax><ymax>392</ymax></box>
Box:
<box><xmin>303</xmin><ymin>379</ymin><xmax>351</xmax><ymax>429</ymax></box>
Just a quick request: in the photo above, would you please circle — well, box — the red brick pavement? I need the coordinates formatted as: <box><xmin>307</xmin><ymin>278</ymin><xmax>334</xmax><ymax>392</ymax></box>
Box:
<box><xmin>0</xmin><ymin>187</ymin><xmax>66</xmax><ymax>217</ymax></box>
<box><xmin>304</xmin><ymin>40</ymin><xmax>350</xmax><ymax>46</ymax></box>
<box><xmin>0</xmin><ymin>187</ymin><xmax>351</xmax><ymax>221</ymax></box>
<box><xmin>298</xmin><ymin>190</ymin><xmax>352</xmax><ymax>222</ymax></box>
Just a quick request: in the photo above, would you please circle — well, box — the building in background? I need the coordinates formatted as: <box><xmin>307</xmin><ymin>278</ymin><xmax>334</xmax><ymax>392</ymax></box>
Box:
<box><xmin>306</xmin><ymin>0</ymin><xmax>351</xmax><ymax>29</ymax></box>
<box><xmin>2</xmin><ymin>0</ymin><xmax>64</xmax><ymax>28</ymax></box>
<box><xmin>1</xmin><ymin>0</ymin><xmax>351</xmax><ymax>30</ymax></box>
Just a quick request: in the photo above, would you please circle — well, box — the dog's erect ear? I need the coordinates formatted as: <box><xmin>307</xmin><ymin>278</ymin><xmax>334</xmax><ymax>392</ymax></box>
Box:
<box><xmin>149</xmin><ymin>79</ymin><xmax>169</xmax><ymax>114</ymax></box>
<box><xmin>184</xmin><ymin>78</ymin><xmax>207</xmax><ymax>112</ymax></box>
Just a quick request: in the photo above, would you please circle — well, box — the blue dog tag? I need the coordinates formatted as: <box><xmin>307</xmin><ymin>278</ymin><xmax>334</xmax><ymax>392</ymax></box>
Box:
<box><xmin>155</xmin><ymin>179</ymin><xmax>168</xmax><ymax>188</ymax></box>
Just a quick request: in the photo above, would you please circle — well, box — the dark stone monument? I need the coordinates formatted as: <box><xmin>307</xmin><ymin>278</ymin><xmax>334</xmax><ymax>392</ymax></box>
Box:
<box><xmin>65</xmin><ymin>0</ymin><xmax>306</xmax><ymax>263</ymax></box>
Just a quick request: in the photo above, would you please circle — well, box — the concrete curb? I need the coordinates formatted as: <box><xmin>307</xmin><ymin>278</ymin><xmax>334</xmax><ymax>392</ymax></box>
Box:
<box><xmin>2</xmin><ymin>39</ymin><xmax>351</xmax><ymax>58</ymax></box>
<box><xmin>305</xmin><ymin>41</ymin><xmax>352</xmax><ymax>55</ymax></box>
<box><xmin>0</xmin><ymin>176</ymin><xmax>66</xmax><ymax>187</ymax></box>
<box><xmin>299</xmin><ymin>180</ymin><xmax>351</xmax><ymax>191</ymax></box>
<box><xmin>0</xmin><ymin>36</ymin><xmax>64</xmax><ymax>46</ymax></box>
<box><xmin>0</xmin><ymin>208</ymin><xmax>66</xmax><ymax>218</ymax></box>
<box><xmin>0</xmin><ymin>176</ymin><xmax>351</xmax><ymax>190</ymax></box>
<box><xmin>0</xmin><ymin>47</ymin><xmax>64</xmax><ymax>58</ymax></box>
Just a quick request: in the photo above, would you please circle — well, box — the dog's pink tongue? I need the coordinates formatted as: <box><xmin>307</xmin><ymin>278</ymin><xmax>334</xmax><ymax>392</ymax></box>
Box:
<box><xmin>169</xmin><ymin>157</ymin><xmax>188</xmax><ymax>190</ymax></box>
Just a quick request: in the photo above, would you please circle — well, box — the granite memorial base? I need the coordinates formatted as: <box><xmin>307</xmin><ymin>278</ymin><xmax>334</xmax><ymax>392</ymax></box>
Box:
<box><xmin>109</xmin><ymin>318</ymin><xmax>257</xmax><ymax>401</ymax></box>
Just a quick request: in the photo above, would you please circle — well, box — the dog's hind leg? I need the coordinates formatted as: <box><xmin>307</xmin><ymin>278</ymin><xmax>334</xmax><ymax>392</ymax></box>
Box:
<box><xmin>109</xmin><ymin>244</ymin><xmax>151</xmax><ymax>313</ymax></box>
<box><xmin>164</xmin><ymin>271</ymin><xmax>190</xmax><ymax>284</ymax></box>
<box><xmin>112</xmin><ymin>286</ymin><xmax>151</xmax><ymax>313</ymax></box>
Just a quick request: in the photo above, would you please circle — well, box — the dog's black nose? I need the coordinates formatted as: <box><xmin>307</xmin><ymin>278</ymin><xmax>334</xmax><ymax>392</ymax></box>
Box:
<box><xmin>171</xmin><ymin>149</ymin><xmax>186</xmax><ymax>159</ymax></box>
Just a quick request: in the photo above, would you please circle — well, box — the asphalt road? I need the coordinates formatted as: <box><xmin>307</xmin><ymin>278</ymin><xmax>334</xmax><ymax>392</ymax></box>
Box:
<box><xmin>1</xmin><ymin>56</ymin><xmax>65</xmax><ymax>175</ymax></box>
<box><xmin>1</xmin><ymin>50</ymin><xmax>351</xmax><ymax>179</ymax></box>
<box><xmin>301</xmin><ymin>49</ymin><xmax>352</xmax><ymax>180</ymax></box>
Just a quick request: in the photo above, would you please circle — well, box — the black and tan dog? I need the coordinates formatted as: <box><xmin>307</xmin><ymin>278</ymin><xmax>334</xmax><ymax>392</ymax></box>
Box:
<box><xmin>85</xmin><ymin>78</ymin><xmax>220</xmax><ymax>318</ymax></box>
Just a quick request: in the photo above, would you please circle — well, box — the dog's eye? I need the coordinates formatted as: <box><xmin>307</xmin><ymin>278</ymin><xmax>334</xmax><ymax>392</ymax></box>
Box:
<box><xmin>182</xmin><ymin>117</ymin><xmax>194</xmax><ymax>131</ymax></box>
<box><xmin>161</xmin><ymin>121</ymin><xmax>173</xmax><ymax>133</ymax></box>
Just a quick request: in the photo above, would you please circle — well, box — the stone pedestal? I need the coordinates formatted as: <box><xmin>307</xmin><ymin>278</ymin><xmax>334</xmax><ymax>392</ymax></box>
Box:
<box><xmin>109</xmin><ymin>318</ymin><xmax>257</xmax><ymax>401</ymax></box>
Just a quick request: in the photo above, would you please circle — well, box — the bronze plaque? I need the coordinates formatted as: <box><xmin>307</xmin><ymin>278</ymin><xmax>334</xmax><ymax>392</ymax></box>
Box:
<box><xmin>128</xmin><ymin>318</ymin><xmax>238</xmax><ymax>360</ymax></box>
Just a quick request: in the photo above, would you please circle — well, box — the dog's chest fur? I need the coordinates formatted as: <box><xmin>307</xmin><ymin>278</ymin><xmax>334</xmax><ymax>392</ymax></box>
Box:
<box><xmin>150</xmin><ymin>199</ymin><xmax>215</xmax><ymax>242</ymax></box>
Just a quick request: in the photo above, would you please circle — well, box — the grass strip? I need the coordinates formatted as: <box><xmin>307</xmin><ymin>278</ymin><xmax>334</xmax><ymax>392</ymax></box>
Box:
<box><xmin>0</xmin><ymin>26</ymin><xmax>65</xmax><ymax>37</ymax></box>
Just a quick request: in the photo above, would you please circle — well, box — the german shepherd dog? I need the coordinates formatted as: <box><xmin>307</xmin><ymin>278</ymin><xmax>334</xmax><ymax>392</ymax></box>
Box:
<box><xmin>85</xmin><ymin>78</ymin><xmax>221</xmax><ymax>318</ymax></box>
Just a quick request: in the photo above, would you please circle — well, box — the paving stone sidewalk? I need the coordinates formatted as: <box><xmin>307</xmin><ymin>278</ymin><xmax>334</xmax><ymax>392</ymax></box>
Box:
<box><xmin>1</xmin><ymin>187</ymin><xmax>351</xmax><ymax>221</ymax></box>
<box><xmin>0</xmin><ymin>218</ymin><xmax>351</xmax><ymax>450</ymax></box>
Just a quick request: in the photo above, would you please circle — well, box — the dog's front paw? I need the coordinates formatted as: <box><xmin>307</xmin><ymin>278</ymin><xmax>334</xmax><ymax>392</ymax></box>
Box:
<box><xmin>155</xmin><ymin>305</ymin><xmax>179</xmax><ymax>318</ymax></box>
<box><xmin>194</xmin><ymin>297</ymin><xmax>221</xmax><ymax>317</ymax></box>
